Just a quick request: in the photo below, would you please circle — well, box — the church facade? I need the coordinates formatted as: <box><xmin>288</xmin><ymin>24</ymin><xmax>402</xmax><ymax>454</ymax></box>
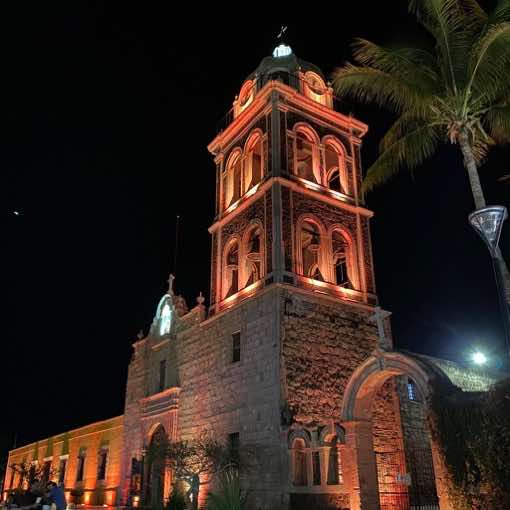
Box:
<box><xmin>3</xmin><ymin>45</ymin><xmax>500</xmax><ymax>510</ymax></box>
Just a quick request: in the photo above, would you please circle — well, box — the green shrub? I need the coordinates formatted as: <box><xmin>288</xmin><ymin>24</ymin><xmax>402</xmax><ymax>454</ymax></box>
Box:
<box><xmin>206</xmin><ymin>468</ymin><xmax>244</xmax><ymax>510</ymax></box>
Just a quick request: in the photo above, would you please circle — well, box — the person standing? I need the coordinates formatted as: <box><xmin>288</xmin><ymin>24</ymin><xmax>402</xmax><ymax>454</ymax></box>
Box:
<box><xmin>45</xmin><ymin>483</ymin><xmax>65</xmax><ymax>510</ymax></box>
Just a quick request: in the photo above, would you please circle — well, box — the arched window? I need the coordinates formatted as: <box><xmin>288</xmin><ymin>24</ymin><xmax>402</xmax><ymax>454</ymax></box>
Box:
<box><xmin>327</xmin><ymin>436</ymin><xmax>343</xmax><ymax>485</ymax></box>
<box><xmin>292</xmin><ymin>438</ymin><xmax>308</xmax><ymax>486</ymax></box>
<box><xmin>243</xmin><ymin>226</ymin><xmax>263</xmax><ymax>287</ymax></box>
<box><xmin>407</xmin><ymin>378</ymin><xmax>422</xmax><ymax>402</ymax></box>
<box><xmin>244</xmin><ymin>133</ymin><xmax>263</xmax><ymax>192</ymax></box>
<box><xmin>295</xmin><ymin>131</ymin><xmax>317</xmax><ymax>183</ymax></box>
<box><xmin>224</xmin><ymin>240</ymin><xmax>240</xmax><ymax>298</ymax></box>
<box><xmin>301</xmin><ymin>221</ymin><xmax>324</xmax><ymax>281</ymax></box>
<box><xmin>224</xmin><ymin>151</ymin><xmax>242</xmax><ymax>209</ymax></box>
<box><xmin>324</xmin><ymin>140</ymin><xmax>347</xmax><ymax>194</ymax></box>
<box><xmin>331</xmin><ymin>230</ymin><xmax>352</xmax><ymax>288</ymax></box>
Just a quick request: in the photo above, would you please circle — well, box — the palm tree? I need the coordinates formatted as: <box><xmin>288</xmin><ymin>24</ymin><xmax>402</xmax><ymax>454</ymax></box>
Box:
<box><xmin>332</xmin><ymin>0</ymin><xmax>510</xmax><ymax>300</ymax></box>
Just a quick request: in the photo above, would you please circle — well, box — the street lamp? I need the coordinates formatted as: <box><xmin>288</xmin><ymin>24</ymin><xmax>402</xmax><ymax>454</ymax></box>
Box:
<box><xmin>469</xmin><ymin>205</ymin><xmax>510</xmax><ymax>357</ymax></box>
<box><xmin>472</xmin><ymin>351</ymin><xmax>488</xmax><ymax>366</ymax></box>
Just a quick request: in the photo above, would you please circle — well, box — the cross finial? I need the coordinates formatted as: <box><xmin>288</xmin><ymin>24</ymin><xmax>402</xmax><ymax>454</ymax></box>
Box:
<box><xmin>196</xmin><ymin>291</ymin><xmax>205</xmax><ymax>306</ymax></box>
<box><xmin>167</xmin><ymin>274</ymin><xmax>175</xmax><ymax>295</ymax></box>
<box><xmin>370</xmin><ymin>306</ymin><xmax>392</xmax><ymax>349</ymax></box>
<box><xmin>277</xmin><ymin>25</ymin><xmax>287</xmax><ymax>40</ymax></box>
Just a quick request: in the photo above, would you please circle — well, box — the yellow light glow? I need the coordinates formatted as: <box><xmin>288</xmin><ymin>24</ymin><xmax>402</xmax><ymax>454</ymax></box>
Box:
<box><xmin>221</xmin><ymin>279</ymin><xmax>264</xmax><ymax>309</ymax></box>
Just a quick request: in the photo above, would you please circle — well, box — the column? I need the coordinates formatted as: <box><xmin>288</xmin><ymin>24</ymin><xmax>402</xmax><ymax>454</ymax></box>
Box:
<box><xmin>342</xmin><ymin>420</ymin><xmax>380</xmax><ymax>510</ymax></box>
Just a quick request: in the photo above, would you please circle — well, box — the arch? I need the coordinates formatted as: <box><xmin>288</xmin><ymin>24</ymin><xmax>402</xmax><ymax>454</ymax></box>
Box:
<box><xmin>288</xmin><ymin>429</ymin><xmax>311</xmax><ymax>488</ymax></box>
<box><xmin>295</xmin><ymin>214</ymin><xmax>328</xmax><ymax>282</ymax></box>
<box><xmin>327</xmin><ymin>224</ymin><xmax>360</xmax><ymax>290</ymax></box>
<box><xmin>319</xmin><ymin>424</ymin><xmax>345</xmax><ymax>446</ymax></box>
<box><xmin>223</xmin><ymin>148</ymin><xmax>243</xmax><ymax>209</ymax></box>
<box><xmin>222</xmin><ymin>235</ymin><xmax>241</xmax><ymax>299</ymax></box>
<box><xmin>288</xmin><ymin>429</ymin><xmax>312</xmax><ymax>449</ymax></box>
<box><xmin>319</xmin><ymin>425</ymin><xmax>345</xmax><ymax>487</ymax></box>
<box><xmin>243</xmin><ymin>128</ymin><xmax>264</xmax><ymax>153</ymax></box>
<box><xmin>341</xmin><ymin>352</ymin><xmax>432</xmax><ymax>422</ymax></box>
<box><xmin>241</xmin><ymin>220</ymin><xmax>265</xmax><ymax>288</ymax></box>
<box><xmin>147</xmin><ymin>423</ymin><xmax>166</xmax><ymax>444</ymax></box>
<box><xmin>293</xmin><ymin>122</ymin><xmax>321</xmax><ymax>144</ymax></box>
<box><xmin>243</xmin><ymin>129</ymin><xmax>264</xmax><ymax>192</ymax></box>
<box><xmin>293</xmin><ymin>123</ymin><xmax>321</xmax><ymax>184</ymax></box>
<box><xmin>322</xmin><ymin>135</ymin><xmax>349</xmax><ymax>194</ymax></box>
<box><xmin>146</xmin><ymin>424</ymin><xmax>167</xmax><ymax>508</ymax></box>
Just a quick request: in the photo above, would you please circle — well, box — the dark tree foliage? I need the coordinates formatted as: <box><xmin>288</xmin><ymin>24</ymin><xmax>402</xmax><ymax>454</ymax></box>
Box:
<box><xmin>429</xmin><ymin>377</ymin><xmax>510</xmax><ymax>510</ymax></box>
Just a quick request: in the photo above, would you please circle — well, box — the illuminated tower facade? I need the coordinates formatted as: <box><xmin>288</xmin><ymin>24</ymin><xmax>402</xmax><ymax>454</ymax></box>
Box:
<box><xmin>120</xmin><ymin>43</ymin><xmax>442</xmax><ymax>510</ymax></box>
<box><xmin>208</xmin><ymin>44</ymin><xmax>378</xmax><ymax>316</ymax></box>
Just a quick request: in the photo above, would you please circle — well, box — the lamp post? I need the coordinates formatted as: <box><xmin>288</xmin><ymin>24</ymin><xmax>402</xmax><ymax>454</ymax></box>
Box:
<box><xmin>469</xmin><ymin>205</ymin><xmax>510</xmax><ymax>358</ymax></box>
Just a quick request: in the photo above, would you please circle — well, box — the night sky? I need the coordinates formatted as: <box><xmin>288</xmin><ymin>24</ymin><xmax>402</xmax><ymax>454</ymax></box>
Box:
<box><xmin>1</xmin><ymin>1</ymin><xmax>509</xmax><ymax>462</ymax></box>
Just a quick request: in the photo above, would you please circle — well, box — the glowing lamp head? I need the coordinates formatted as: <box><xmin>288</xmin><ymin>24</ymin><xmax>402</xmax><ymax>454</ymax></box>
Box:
<box><xmin>272</xmin><ymin>44</ymin><xmax>292</xmax><ymax>58</ymax></box>
<box><xmin>472</xmin><ymin>351</ymin><xmax>487</xmax><ymax>366</ymax></box>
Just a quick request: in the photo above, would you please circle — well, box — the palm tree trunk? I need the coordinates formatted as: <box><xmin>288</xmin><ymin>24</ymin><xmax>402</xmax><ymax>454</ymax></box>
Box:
<box><xmin>458</xmin><ymin>129</ymin><xmax>510</xmax><ymax>304</ymax></box>
<box><xmin>496</xmin><ymin>247</ymin><xmax>510</xmax><ymax>304</ymax></box>
<box><xmin>458</xmin><ymin>130</ymin><xmax>486</xmax><ymax>209</ymax></box>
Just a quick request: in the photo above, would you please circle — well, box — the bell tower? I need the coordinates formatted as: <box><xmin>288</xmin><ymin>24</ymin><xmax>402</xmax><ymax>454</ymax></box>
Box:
<box><xmin>207</xmin><ymin>43</ymin><xmax>377</xmax><ymax>315</ymax></box>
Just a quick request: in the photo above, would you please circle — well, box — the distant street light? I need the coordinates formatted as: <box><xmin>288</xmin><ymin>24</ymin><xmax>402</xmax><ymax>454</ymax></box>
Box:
<box><xmin>469</xmin><ymin>206</ymin><xmax>510</xmax><ymax>358</ymax></box>
<box><xmin>472</xmin><ymin>351</ymin><xmax>488</xmax><ymax>366</ymax></box>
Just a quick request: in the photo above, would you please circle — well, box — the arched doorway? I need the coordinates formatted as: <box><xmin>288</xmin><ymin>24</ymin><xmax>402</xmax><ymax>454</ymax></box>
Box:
<box><xmin>146</xmin><ymin>425</ymin><xmax>168</xmax><ymax>508</ymax></box>
<box><xmin>341</xmin><ymin>353</ymin><xmax>442</xmax><ymax>510</ymax></box>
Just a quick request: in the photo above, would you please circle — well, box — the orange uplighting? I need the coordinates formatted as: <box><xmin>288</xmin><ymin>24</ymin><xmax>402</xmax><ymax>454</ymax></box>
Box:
<box><xmin>220</xmin><ymin>279</ymin><xmax>264</xmax><ymax>310</ymax></box>
<box><xmin>106</xmin><ymin>490</ymin><xmax>115</xmax><ymax>505</ymax></box>
<box><xmin>244</xmin><ymin>182</ymin><xmax>260</xmax><ymax>198</ymax></box>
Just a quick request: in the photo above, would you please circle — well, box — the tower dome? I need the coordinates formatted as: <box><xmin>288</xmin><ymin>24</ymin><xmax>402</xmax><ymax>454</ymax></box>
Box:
<box><xmin>246</xmin><ymin>44</ymin><xmax>326</xmax><ymax>92</ymax></box>
<box><xmin>230</xmin><ymin>45</ymin><xmax>332</xmax><ymax>119</ymax></box>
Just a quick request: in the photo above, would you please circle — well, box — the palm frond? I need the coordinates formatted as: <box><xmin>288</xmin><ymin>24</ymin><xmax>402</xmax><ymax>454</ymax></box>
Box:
<box><xmin>351</xmin><ymin>39</ymin><xmax>441</xmax><ymax>94</ymax></box>
<box><xmin>470</xmin><ymin>128</ymin><xmax>494</xmax><ymax>163</ymax></box>
<box><xmin>468</xmin><ymin>22</ymin><xmax>510</xmax><ymax>101</ymax></box>
<box><xmin>362</xmin><ymin>124</ymin><xmax>441</xmax><ymax>192</ymax></box>
<box><xmin>458</xmin><ymin>0</ymin><xmax>488</xmax><ymax>30</ymax></box>
<box><xmin>484</xmin><ymin>102</ymin><xmax>510</xmax><ymax>143</ymax></box>
<box><xmin>379</xmin><ymin>112</ymin><xmax>436</xmax><ymax>153</ymax></box>
<box><xmin>489</xmin><ymin>0</ymin><xmax>510</xmax><ymax>25</ymax></box>
<box><xmin>332</xmin><ymin>64</ymin><xmax>428</xmax><ymax>114</ymax></box>
<box><xmin>409</xmin><ymin>0</ymin><xmax>474</xmax><ymax>92</ymax></box>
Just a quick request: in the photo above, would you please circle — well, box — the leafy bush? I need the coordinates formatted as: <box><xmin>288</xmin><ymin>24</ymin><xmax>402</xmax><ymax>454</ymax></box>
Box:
<box><xmin>429</xmin><ymin>377</ymin><xmax>510</xmax><ymax>510</ymax></box>
<box><xmin>206</xmin><ymin>468</ymin><xmax>244</xmax><ymax>510</ymax></box>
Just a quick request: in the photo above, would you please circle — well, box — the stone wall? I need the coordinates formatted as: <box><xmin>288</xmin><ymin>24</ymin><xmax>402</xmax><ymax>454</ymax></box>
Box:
<box><xmin>282</xmin><ymin>289</ymin><xmax>378</xmax><ymax>424</ymax></box>
<box><xmin>421</xmin><ymin>355</ymin><xmax>502</xmax><ymax>391</ymax></box>
<box><xmin>175</xmin><ymin>286</ymin><xmax>284</xmax><ymax>509</ymax></box>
